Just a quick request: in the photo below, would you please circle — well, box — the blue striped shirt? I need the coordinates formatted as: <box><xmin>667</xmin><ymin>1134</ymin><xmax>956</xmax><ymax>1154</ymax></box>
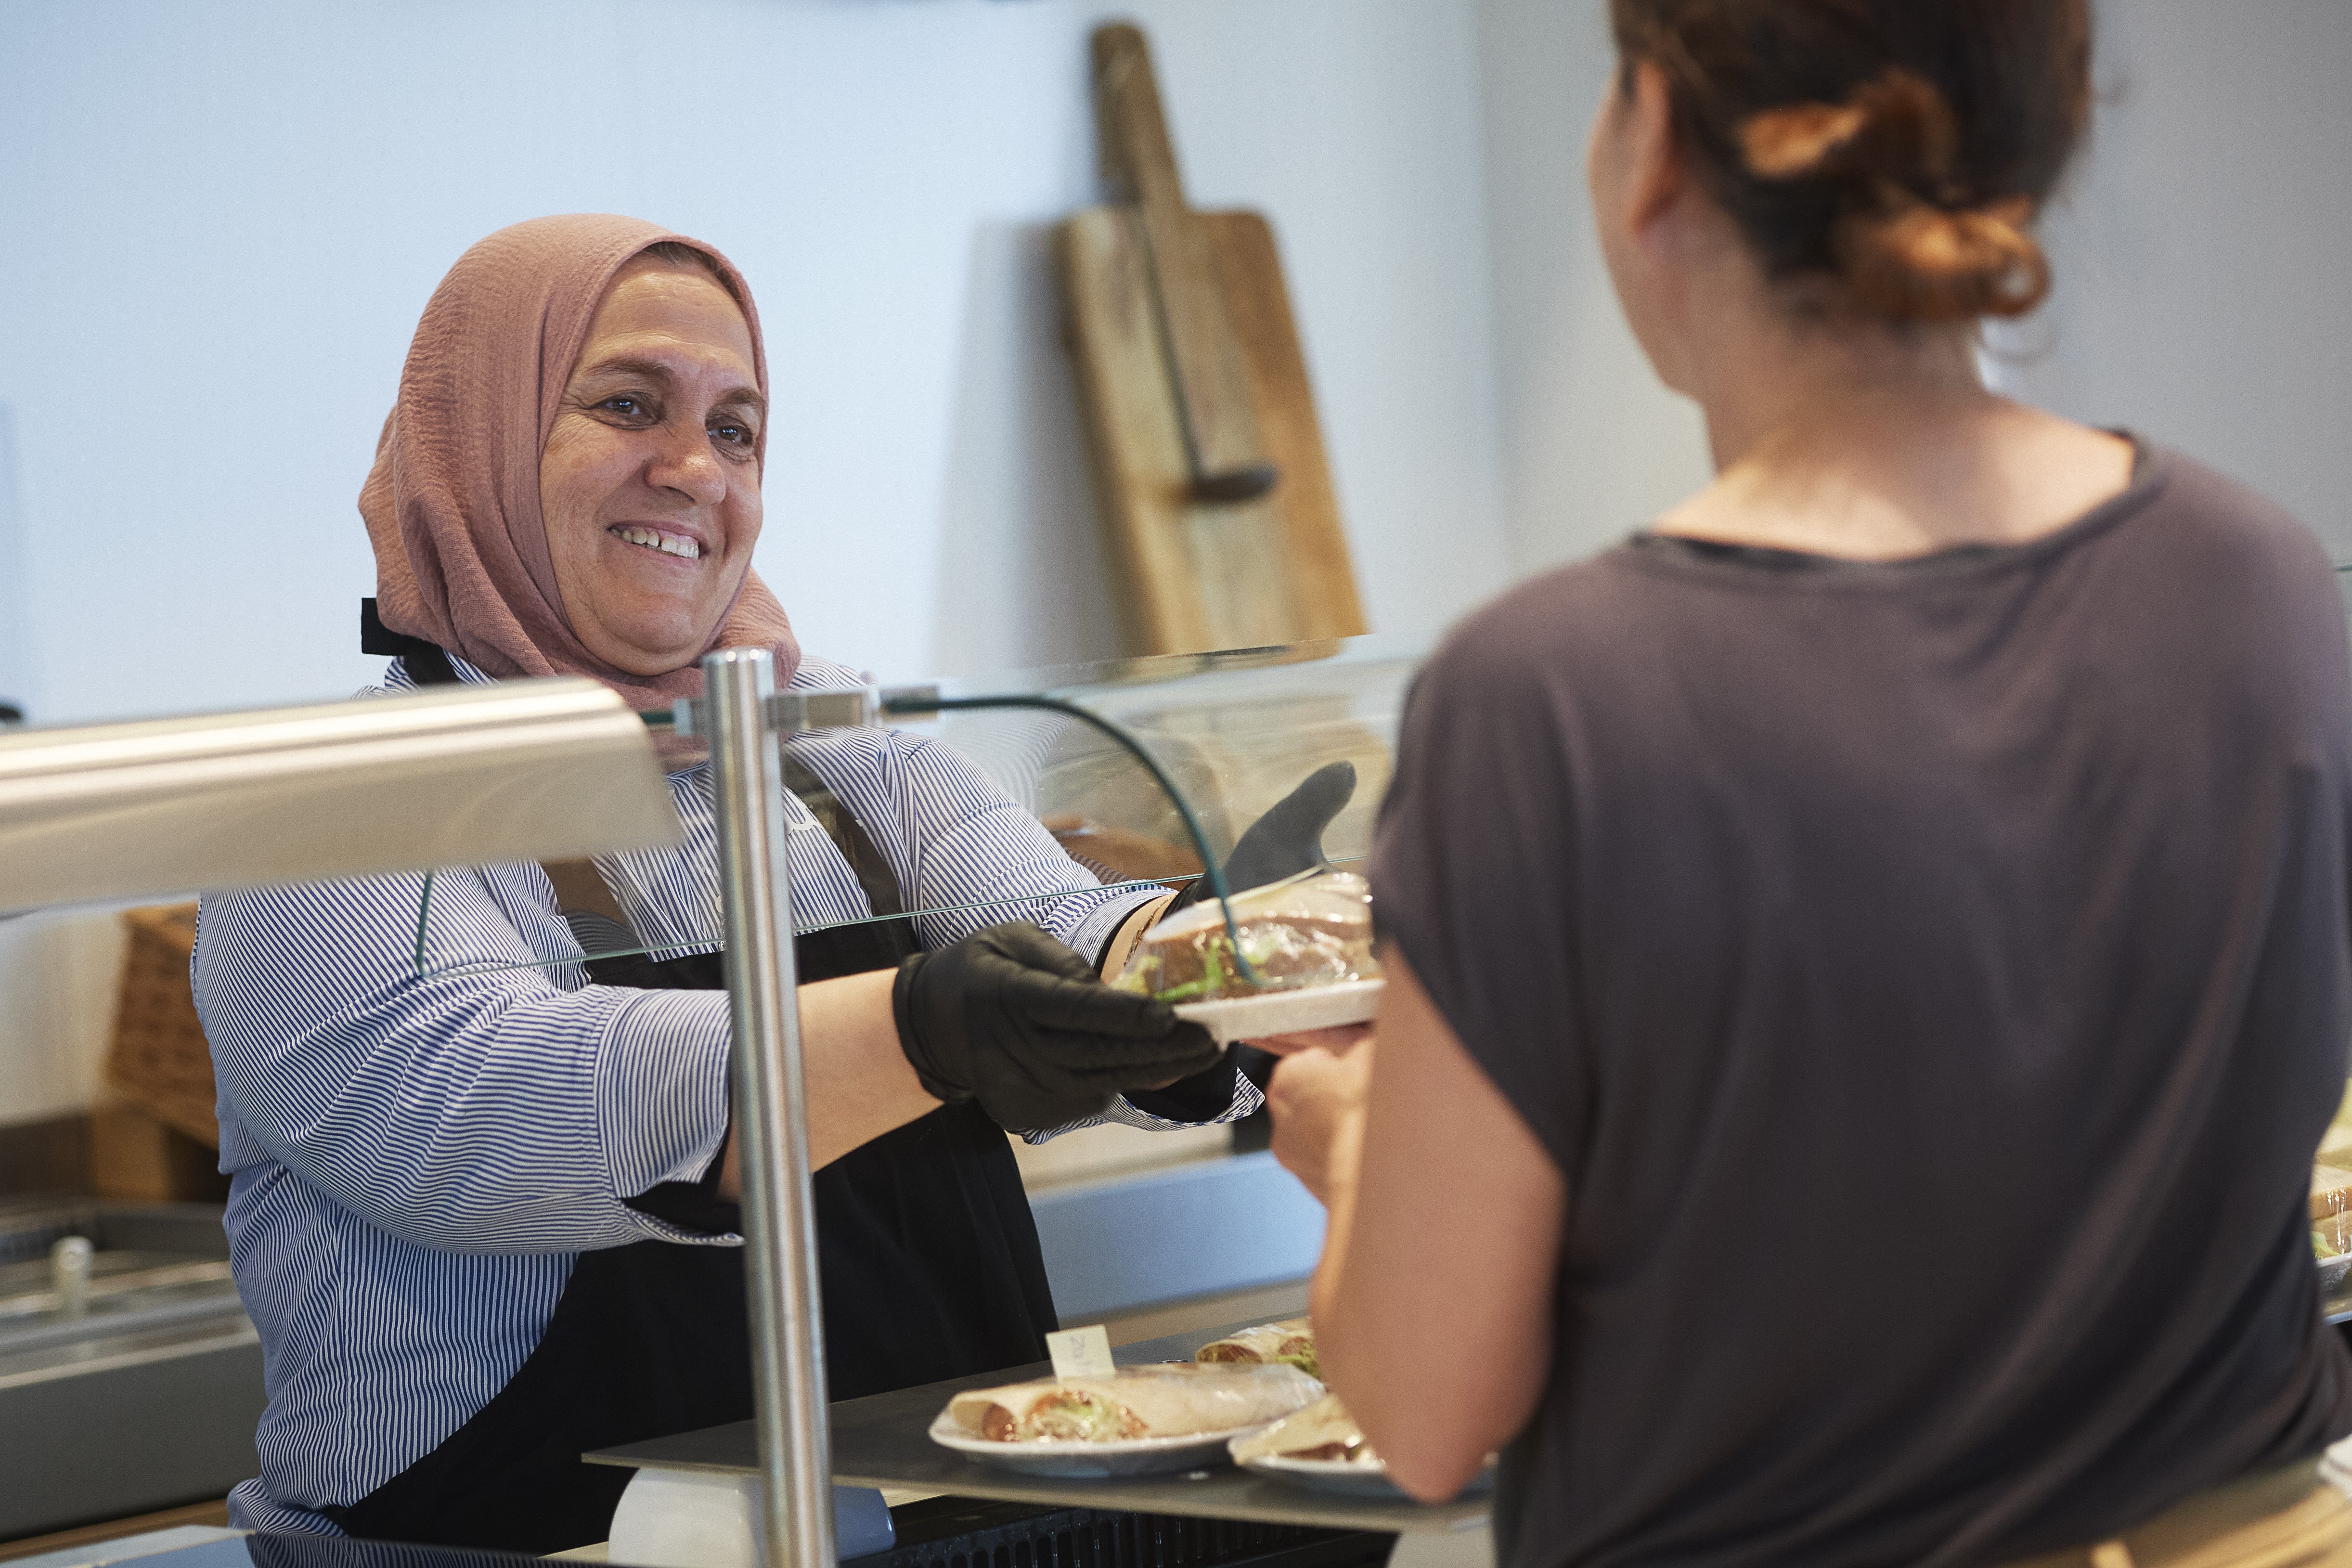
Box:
<box><xmin>193</xmin><ymin>651</ymin><xmax>1256</xmax><ymax>1533</ymax></box>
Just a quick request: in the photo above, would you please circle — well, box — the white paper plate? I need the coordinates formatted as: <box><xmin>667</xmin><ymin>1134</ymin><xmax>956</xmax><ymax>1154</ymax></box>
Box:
<box><xmin>1175</xmin><ymin>980</ymin><xmax>1385</xmax><ymax>1045</ymax></box>
<box><xmin>929</xmin><ymin>1412</ymin><xmax>1282</xmax><ymax>1478</ymax></box>
<box><xmin>1231</xmin><ymin>1447</ymin><xmax>1497</xmax><ymax>1500</ymax></box>
<box><xmin>1234</xmin><ymin>1451</ymin><xmax>1407</xmax><ymax>1498</ymax></box>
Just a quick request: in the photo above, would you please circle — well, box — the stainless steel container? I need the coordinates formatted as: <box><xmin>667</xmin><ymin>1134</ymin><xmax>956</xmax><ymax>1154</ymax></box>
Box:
<box><xmin>0</xmin><ymin>1198</ymin><xmax>262</xmax><ymax>1538</ymax></box>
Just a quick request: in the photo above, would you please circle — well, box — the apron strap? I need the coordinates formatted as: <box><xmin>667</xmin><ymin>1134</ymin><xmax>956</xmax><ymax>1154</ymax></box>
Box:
<box><xmin>360</xmin><ymin>598</ymin><xmax>462</xmax><ymax>688</ymax></box>
<box><xmin>537</xmin><ymin>762</ymin><xmax>908</xmax><ymax>954</ymax></box>
<box><xmin>356</xmin><ymin>604</ymin><xmax>905</xmax><ymax>931</ymax></box>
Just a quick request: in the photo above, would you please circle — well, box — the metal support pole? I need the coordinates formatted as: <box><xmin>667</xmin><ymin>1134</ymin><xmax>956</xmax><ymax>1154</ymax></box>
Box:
<box><xmin>705</xmin><ymin>648</ymin><xmax>834</xmax><ymax>1568</ymax></box>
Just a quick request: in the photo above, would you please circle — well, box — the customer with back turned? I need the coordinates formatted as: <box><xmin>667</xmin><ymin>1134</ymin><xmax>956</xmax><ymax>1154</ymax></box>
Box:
<box><xmin>1267</xmin><ymin>2</ymin><xmax>2352</xmax><ymax>1565</ymax></box>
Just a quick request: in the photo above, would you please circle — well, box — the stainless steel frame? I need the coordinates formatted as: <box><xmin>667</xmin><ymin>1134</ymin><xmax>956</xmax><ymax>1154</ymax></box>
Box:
<box><xmin>703</xmin><ymin>648</ymin><xmax>835</xmax><ymax>1568</ymax></box>
<box><xmin>0</xmin><ymin>676</ymin><xmax>678</xmax><ymax>913</ymax></box>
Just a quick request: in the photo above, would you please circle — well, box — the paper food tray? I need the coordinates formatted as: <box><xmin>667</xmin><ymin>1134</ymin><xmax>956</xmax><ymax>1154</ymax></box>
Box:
<box><xmin>1175</xmin><ymin>980</ymin><xmax>1384</xmax><ymax>1045</ymax></box>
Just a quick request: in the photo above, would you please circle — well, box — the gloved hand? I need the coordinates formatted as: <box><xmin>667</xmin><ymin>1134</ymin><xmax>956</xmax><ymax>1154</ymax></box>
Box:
<box><xmin>894</xmin><ymin>921</ymin><xmax>1223</xmax><ymax>1132</ymax></box>
<box><xmin>1171</xmin><ymin>760</ymin><xmax>1358</xmax><ymax>912</ymax></box>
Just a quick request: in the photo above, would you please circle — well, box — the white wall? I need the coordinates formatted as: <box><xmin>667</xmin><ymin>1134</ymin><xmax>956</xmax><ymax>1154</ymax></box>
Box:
<box><xmin>0</xmin><ymin>404</ymin><xmax>27</xmax><ymax>713</ymax></box>
<box><xmin>2000</xmin><ymin>0</ymin><xmax>2352</xmax><ymax>557</ymax></box>
<box><xmin>1473</xmin><ymin>0</ymin><xmax>2352</xmax><ymax>576</ymax></box>
<box><xmin>0</xmin><ymin>912</ymin><xmax>126</xmax><ymax>1128</ymax></box>
<box><xmin>0</xmin><ymin>5</ymin><xmax>2335</xmax><ymax>720</ymax></box>
<box><xmin>1473</xmin><ymin>0</ymin><xmax>1713</xmax><ymax>576</ymax></box>
<box><xmin>0</xmin><ymin>0</ymin><xmax>1511</xmax><ymax>726</ymax></box>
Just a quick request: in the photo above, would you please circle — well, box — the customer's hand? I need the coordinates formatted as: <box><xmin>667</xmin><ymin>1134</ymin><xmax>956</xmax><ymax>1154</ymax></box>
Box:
<box><xmin>895</xmin><ymin>922</ymin><xmax>1223</xmax><ymax>1133</ymax></box>
<box><xmin>1267</xmin><ymin>1041</ymin><xmax>1375</xmax><ymax>1208</ymax></box>
<box><xmin>1248</xmin><ymin>1024</ymin><xmax>1373</xmax><ymax>1058</ymax></box>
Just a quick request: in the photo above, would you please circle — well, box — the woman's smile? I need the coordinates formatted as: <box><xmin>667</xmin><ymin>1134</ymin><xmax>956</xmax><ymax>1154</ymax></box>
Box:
<box><xmin>606</xmin><ymin>522</ymin><xmax>706</xmax><ymax>561</ymax></box>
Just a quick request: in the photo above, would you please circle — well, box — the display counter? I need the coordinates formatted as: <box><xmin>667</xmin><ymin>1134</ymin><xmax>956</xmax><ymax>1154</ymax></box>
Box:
<box><xmin>585</xmin><ymin>1317</ymin><xmax>1489</xmax><ymax>1538</ymax></box>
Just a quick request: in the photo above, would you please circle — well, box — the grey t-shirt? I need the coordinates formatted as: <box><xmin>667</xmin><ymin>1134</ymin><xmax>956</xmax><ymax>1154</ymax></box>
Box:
<box><xmin>1372</xmin><ymin>445</ymin><xmax>2352</xmax><ymax>1568</ymax></box>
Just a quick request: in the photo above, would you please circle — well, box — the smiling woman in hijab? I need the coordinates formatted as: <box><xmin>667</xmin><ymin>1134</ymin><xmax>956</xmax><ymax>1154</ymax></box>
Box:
<box><xmin>190</xmin><ymin>215</ymin><xmax>1327</xmax><ymax>1550</ymax></box>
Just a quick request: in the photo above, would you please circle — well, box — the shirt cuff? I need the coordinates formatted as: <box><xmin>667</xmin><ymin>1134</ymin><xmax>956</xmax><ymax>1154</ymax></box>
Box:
<box><xmin>1064</xmin><ymin>886</ymin><xmax>1164</xmax><ymax>970</ymax></box>
<box><xmin>623</xmin><ymin>1120</ymin><xmax>739</xmax><ymax>1238</ymax></box>
<box><xmin>594</xmin><ymin>987</ymin><xmax>735</xmax><ymax>1235</ymax></box>
<box><xmin>1117</xmin><ymin>1056</ymin><xmax>1241</xmax><ymax>1123</ymax></box>
<box><xmin>1021</xmin><ymin>1066</ymin><xmax>1265</xmax><ymax>1143</ymax></box>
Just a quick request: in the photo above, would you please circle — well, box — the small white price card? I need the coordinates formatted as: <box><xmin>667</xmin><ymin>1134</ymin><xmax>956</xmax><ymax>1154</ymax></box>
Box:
<box><xmin>1045</xmin><ymin>1324</ymin><xmax>1116</xmax><ymax>1380</ymax></box>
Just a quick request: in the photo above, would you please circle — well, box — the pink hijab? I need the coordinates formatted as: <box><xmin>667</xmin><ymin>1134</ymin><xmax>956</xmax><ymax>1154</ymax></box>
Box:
<box><xmin>361</xmin><ymin>213</ymin><xmax>799</xmax><ymax>708</ymax></box>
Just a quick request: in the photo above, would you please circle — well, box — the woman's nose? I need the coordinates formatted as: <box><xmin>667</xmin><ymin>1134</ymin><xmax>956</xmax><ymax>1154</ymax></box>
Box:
<box><xmin>644</xmin><ymin>420</ymin><xmax>729</xmax><ymax>505</ymax></box>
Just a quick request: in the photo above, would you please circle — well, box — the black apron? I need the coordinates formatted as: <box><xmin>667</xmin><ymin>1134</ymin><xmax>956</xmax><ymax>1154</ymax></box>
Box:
<box><xmin>327</xmin><ymin>620</ymin><xmax>1057</xmax><ymax>1552</ymax></box>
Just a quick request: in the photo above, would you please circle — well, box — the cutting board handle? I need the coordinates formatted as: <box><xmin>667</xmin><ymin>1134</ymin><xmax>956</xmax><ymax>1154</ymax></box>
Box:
<box><xmin>1091</xmin><ymin>23</ymin><xmax>1278</xmax><ymax>505</ymax></box>
<box><xmin>1091</xmin><ymin>24</ymin><xmax>1181</xmax><ymax>210</ymax></box>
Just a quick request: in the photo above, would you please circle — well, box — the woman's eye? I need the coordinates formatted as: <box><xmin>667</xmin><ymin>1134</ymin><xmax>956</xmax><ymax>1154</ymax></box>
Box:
<box><xmin>599</xmin><ymin>395</ymin><xmax>649</xmax><ymax>419</ymax></box>
<box><xmin>711</xmin><ymin>421</ymin><xmax>754</xmax><ymax>447</ymax></box>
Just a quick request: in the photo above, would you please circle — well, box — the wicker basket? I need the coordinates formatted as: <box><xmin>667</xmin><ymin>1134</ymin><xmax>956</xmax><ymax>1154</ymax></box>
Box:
<box><xmin>104</xmin><ymin>903</ymin><xmax>220</xmax><ymax>1149</ymax></box>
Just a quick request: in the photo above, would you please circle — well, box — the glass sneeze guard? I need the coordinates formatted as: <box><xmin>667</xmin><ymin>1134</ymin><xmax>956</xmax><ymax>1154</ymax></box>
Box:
<box><xmin>407</xmin><ymin>633</ymin><xmax>1428</xmax><ymax>980</ymax></box>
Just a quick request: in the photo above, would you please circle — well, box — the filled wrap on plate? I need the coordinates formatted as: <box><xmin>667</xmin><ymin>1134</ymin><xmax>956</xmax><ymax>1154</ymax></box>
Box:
<box><xmin>1196</xmin><ymin>1318</ymin><xmax>1319</xmax><ymax>1380</ymax></box>
<box><xmin>945</xmin><ymin>1363</ymin><xmax>1321</xmax><ymax>1443</ymax></box>
<box><xmin>1231</xmin><ymin>1394</ymin><xmax>1379</xmax><ymax>1465</ymax></box>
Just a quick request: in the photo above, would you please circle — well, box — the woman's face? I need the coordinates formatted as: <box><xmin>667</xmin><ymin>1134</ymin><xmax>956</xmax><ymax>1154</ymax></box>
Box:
<box><xmin>541</xmin><ymin>255</ymin><xmax>764</xmax><ymax>675</ymax></box>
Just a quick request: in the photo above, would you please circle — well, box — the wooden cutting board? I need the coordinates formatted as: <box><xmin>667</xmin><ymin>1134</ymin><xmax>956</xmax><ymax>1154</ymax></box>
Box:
<box><xmin>1058</xmin><ymin>23</ymin><xmax>1367</xmax><ymax>656</ymax></box>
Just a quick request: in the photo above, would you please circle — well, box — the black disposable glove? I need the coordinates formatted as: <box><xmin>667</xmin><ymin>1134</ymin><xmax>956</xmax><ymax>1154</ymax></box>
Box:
<box><xmin>894</xmin><ymin>921</ymin><xmax>1223</xmax><ymax>1133</ymax></box>
<box><xmin>1171</xmin><ymin>760</ymin><xmax>1358</xmax><ymax>912</ymax></box>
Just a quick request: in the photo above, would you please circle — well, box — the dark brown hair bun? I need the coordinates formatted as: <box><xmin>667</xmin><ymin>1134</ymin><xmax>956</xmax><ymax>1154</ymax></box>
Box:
<box><xmin>1612</xmin><ymin>0</ymin><xmax>2092</xmax><ymax>322</ymax></box>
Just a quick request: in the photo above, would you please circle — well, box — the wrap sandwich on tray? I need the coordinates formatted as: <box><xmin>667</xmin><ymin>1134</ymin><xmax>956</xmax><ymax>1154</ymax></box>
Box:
<box><xmin>946</xmin><ymin>1363</ymin><xmax>1321</xmax><ymax>1443</ymax></box>
<box><xmin>1230</xmin><ymin>1394</ymin><xmax>1379</xmax><ymax>1465</ymax></box>
<box><xmin>1196</xmin><ymin>1318</ymin><xmax>1319</xmax><ymax>1380</ymax></box>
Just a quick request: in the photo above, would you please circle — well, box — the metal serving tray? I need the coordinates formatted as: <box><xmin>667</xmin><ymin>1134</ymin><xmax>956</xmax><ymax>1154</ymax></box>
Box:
<box><xmin>585</xmin><ymin>1320</ymin><xmax>1490</xmax><ymax>1536</ymax></box>
<box><xmin>0</xmin><ymin>1198</ymin><xmax>263</xmax><ymax>1539</ymax></box>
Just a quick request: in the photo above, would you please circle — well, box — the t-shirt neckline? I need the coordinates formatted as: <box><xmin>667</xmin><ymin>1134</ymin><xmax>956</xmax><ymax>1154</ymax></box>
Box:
<box><xmin>1618</xmin><ymin>435</ymin><xmax>2170</xmax><ymax>591</ymax></box>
